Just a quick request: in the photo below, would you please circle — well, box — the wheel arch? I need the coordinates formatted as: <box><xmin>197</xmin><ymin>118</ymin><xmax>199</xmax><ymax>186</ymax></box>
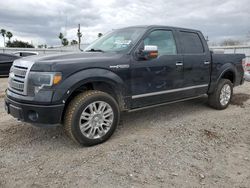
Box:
<box><xmin>208</xmin><ymin>63</ymin><xmax>236</xmax><ymax>94</ymax></box>
<box><xmin>64</xmin><ymin>79</ymin><xmax>126</xmax><ymax>108</ymax></box>
<box><xmin>54</xmin><ymin>69</ymin><xmax>127</xmax><ymax>122</ymax></box>
<box><xmin>220</xmin><ymin>69</ymin><xmax>235</xmax><ymax>84</ymax></box>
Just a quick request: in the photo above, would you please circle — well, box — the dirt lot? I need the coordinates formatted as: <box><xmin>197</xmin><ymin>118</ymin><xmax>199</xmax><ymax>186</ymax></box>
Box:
<box><xmin>0</xmin><ymin>77</ymin><xmax>250</xmax><ymax>188</ymax></box>
<box><xmin>0</xmin><ymin>78</ymin><xmax>8</xmax><ymax>98</ymax></box>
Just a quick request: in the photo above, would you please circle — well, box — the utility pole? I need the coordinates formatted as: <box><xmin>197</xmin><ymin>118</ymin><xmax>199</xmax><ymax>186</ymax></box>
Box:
<box><xmin>77</xmin><ymin>24</ymin><xmax>82</xmax><ymax>51</ymax></box>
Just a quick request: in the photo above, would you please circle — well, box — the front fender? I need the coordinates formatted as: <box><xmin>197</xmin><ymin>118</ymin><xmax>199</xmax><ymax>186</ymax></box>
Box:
<box><xmin>52</xmin><ymin>68</ymin><xmax>125</xmax><ymax>103</ymax></box>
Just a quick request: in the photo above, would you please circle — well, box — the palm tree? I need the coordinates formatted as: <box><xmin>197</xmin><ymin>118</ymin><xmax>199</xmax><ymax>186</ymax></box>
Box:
<box><xmin>6</xmin><ymin>31</ymin><xmax>13</xmax><ymax>42</ymax></box>
<box><xmin>98</xmin><ymin>33</ymin><xmax>103</xmax><ymax>38</ymax></box>
<box><xmin>62</xmin><ymin>38</ymin><xmax>69</xmax><ymax>46</ymax></box>
<box><xmin>0</xmin><ymin>29</ymin><xmax>6</xmax><ymax>47</ymax></box>
<box><xmin>58</xmin><ymin>32</ymin><xmax>64</xmax><ymax>45</ymax></box>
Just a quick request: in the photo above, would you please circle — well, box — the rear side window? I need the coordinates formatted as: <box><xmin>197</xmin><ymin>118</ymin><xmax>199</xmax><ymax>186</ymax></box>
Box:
<box><xmin>144</xmin><ymin>30</ymin><xmax>177</xmax><ymax>56</ymax></box>
<box><xmin>20</xmin><ymin>52</ymin><xmax>34</xmax><ymax>57</ymax></box>
<box><xmin>180</xmin><ymin>31</ymin><xmax>204</xmax><ymax>54</ymax></box>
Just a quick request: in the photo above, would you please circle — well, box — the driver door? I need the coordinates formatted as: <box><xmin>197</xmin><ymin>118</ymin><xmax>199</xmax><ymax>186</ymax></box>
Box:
<box><xmin>130</xmin><ymin>29</ymin><xmax>184</xmax><ymax>108</ymax></box>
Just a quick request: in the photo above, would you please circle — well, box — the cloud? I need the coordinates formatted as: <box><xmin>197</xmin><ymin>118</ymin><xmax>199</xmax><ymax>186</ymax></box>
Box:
<box><xmin>0</xmin><ymin>0</ymin><xmax>249</xmax><ymax>47</ymax></box>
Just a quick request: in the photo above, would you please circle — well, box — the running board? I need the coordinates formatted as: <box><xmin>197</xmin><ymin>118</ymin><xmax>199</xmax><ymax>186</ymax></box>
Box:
<box><xmin>128</xmin><ymin>95</ymin><xmax>207</xmax><ymax>112</ymax></box>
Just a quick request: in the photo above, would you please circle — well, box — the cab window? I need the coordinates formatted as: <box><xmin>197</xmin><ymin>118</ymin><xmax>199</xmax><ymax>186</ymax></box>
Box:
<box><xmin>143</xmin><ymin>30</ymin><xmax>177</xmax><ymax>56</ymax></box>
<box><xmin>180</xmin><ymin>31</ymin><xmax>204</xmax><ymax>54</ymax></box>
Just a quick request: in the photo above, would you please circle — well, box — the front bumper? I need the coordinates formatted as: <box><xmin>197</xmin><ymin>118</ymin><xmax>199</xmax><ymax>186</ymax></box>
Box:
<box><xmin>5</xmin><ymin>96</ymin><xmax>64</xmax><ymax>125</ymax></box>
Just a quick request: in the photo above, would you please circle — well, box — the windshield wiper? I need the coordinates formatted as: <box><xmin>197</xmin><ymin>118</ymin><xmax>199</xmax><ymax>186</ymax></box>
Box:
<box><xmin>86</xmin><ymin>48</ymin><xmax>104</xmax><ymax>52</ymax></box>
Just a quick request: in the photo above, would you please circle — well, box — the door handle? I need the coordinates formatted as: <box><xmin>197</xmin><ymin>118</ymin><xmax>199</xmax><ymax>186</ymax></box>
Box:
<box><xmin>176</xmin><ymin>62</ymin><xmax>183</xmax><ymax>66</ymax></box>
<box><xmin>204</xmin><ymin>61</ymin><xmax>210</xmax><ymax>65</ymax></box>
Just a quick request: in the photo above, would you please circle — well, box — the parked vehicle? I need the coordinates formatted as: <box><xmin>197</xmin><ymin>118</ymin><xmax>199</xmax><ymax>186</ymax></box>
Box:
<box><xmin>4</xmin><ymin>25</ymin><xmax>245</xmax><ymax>146</ymax></box>
<box><xmin>0</xmin><ymin>53</ymin><xmax>20</xmax><ymax>76</ymax></box>
<box><xmin>12</xmin><ymin>51</ymin><xmax>38</xmax><ymax>57</ymax></box>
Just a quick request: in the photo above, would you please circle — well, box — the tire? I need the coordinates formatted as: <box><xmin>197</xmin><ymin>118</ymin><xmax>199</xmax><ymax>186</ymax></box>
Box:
<box><xmin>208</xmin><ymin>79</ymin><xmax>233</xmax><ymax>110</ymax></box>
<box><xmin>64</xmin><ymin>90</ymin><xmax>120</xmax><ymax>146</ymax></box>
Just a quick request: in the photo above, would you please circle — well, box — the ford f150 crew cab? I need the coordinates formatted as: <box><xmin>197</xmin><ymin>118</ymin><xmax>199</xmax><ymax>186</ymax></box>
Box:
<box><xmin>5</xmin><ymin>25</ymin><xmax>245</xmax><ymax>146</ymax></box>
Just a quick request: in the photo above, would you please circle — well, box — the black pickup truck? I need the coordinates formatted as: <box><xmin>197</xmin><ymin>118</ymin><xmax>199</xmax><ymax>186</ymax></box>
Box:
<box><xmin>5</xmin><ymin>25</ymin><xmax>245</xmax><ymax>146</ymax></box>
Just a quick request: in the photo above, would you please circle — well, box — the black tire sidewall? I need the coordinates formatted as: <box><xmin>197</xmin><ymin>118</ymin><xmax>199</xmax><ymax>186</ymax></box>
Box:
<box><xmin>71</xmin><ymin>93</ymin><xmax>119</xmax><ymax>146</ymax></box>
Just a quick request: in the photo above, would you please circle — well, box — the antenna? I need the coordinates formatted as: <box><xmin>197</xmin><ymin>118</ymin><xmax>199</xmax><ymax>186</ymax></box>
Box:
<box><xmin>206</xmin><ymin>36</ymin><xmax>209</xmax><ymax>42</ymax></box>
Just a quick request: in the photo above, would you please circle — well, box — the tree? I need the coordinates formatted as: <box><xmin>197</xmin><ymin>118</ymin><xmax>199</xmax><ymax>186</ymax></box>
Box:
<box><xmin>70</xmin><ymin>40</ymin><xmax>78</xmax><ymax>45</ymax></box>
<box><xmin>38</xmin><ymin>44</ymin><xmax>44</xmax><ymax>48</ymax></box>
<box><xmin>6</xmin><ymin>40</ymin><xmax>34</xmax><ymax>48</ymax></box>
<box><xmin>62</xmin><ymin>38</ymin><xmax>69</xmax><ymax>46</ymax></box>
<box><xmin>6</xmin><ymin>31</ymin><xmax>13</xmax><ymax>42</ymax></box>
<box><xmin>98</xmin><ymin>33</ymin><xmax>103</xmax><ymax>38</ymax></box>
<box><xmin>208</xmin><ymin>41</ymin><xmax>218</xmax><ymax>46</ymax></box>
<box><xmin>220</xmin><ymin>39</ymin><xmax>241</xmax><ymax>46</ymax></box>
<box><xmin>58</xmin><ymin>32</ymin><xmax>64</xmax><ymax>40</ymax></box>
<box><xmin>38</xmin><ymin>44</ymin><xmax>48</xmax><ymax>48</ymax></box>
<box><xmin>58</xmin><ymin>32</ymin><xmax>64</xmax><ymax>45</ymax></box>
<box><xmin>0</xmin><ymin>29</ymin><xmax>6</xmax><ymax>47</ymax></box>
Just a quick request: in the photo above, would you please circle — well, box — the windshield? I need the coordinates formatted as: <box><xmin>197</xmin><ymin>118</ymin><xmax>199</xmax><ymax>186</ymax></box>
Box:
<box><xmin>85</xmin><ymin>27</ymin><xmax>146</xmax><ymax>53</ymax></box>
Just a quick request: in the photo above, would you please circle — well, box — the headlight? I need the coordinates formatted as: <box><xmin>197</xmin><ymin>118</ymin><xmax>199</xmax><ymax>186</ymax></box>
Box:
<box><xmin>29</xmin><ymin>72</ymin><xmax>62</xmax><ymax>87</ymax></box>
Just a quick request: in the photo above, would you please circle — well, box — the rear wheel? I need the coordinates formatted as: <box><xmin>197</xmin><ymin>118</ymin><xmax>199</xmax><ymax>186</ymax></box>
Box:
<box><xmin>64</xmin><ymin>90</ymin><xmax>120</xmax><ymax>146</ymax></box>
<box><xmin>208</xmin><ymin>79</ymin><xmax>233</xmax><ymax>110</ymax></box>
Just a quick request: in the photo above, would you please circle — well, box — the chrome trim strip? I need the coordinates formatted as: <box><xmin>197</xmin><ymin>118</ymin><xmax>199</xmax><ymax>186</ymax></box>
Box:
<box><xmin>129</xmin><ymin>95</ymin><xmax>206</xmax><ymax>112</ymax></box>
<box><xmin>132</xmin><ymin>84</ymin><xmax>208</xmax><ymax>99</ymax></box>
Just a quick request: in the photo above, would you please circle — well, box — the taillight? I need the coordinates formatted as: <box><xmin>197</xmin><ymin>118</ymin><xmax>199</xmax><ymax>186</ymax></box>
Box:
<box><xmin>242</xmin><ymin>58</ymin><xmax>246</xmax><ymax>71</ymax></box>
<box><xmin>243</xmin><ymin>60</ymin><xmax>250</xmax><ymax>72</ymax></box>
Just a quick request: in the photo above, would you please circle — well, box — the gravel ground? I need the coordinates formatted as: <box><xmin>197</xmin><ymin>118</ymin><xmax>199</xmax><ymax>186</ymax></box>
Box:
<box><xmin>0</xmin><ymin>78</ymin><xmax>250</xmax><ymax>188</ymax></box>
<box><xmin>0</xmin><ymin>78</ymin><xmax>8</xmax><ymax>98</ymax></box>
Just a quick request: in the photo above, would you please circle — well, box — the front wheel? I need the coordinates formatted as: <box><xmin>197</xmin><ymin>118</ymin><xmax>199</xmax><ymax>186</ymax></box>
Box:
<box><xmin>64</xmin><ymin>90</ymin><xmax>120</xmax><ymax>146</ymax></box>
<box><xmin>208</xmin><ymin>79</ymin><xmax>233</xmax><ymax>110</ymax></box>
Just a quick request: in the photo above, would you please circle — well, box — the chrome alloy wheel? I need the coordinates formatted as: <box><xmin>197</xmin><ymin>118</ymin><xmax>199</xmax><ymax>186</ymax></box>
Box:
<box><xmin>79</xmin><ymin>101</ymin><xmax>114</xmax><ymax>139</ymax></box>
<box><xmin>219</xmin><ymin>84</ymin><xmax>231</xmax><ymax>106</ymax></box>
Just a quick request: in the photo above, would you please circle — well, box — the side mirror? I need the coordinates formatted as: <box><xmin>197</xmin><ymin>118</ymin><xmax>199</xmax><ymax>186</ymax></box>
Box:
<box><xmin>137</xmin><ymin>45</ymin><xmax>158</xmax><ymax>60</ymax></box>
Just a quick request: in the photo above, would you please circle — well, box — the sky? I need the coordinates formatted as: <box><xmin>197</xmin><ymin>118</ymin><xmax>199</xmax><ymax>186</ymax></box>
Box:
<box><xmin>0</xmin><ymin>0</ymin><xmax>250</xmax><ymax>47</ymax></box>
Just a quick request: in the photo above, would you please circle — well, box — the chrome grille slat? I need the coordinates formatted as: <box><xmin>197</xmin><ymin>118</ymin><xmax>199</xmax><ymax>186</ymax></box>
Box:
<box><xmin>15</xmin><ymin>75</ymin><xmax>25</xmax><ymax>78</ymax></box>
<box><xmin>12</xmin><ymin>67</ymin><xmax>27</xmax><ymax>77</ymax></box>
<box><xmin>9</xmin><ymin>80</ymin><xmax>24</xmax><ymax>91</ymax></box>
<box><xmin>12</xmin><ymin>77</ymin><xmax>25</xmax><ymax>83</ymax></box>
<box><xmin>13</xmin><ymin>65</ymin><xmax>28</xmax><ymax>70</ymax></box>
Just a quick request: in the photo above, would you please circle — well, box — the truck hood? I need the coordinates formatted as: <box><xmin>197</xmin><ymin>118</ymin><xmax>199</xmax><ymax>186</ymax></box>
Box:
<box><xmin>23</xmin><ymin>52</ymin><xmax>125</xmax><ymax>72</ymax></box>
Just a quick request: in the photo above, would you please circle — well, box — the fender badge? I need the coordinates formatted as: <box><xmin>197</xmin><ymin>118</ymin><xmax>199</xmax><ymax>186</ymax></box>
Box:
<box><xmin>109</xmin><ymin>64</ymin><xmax>130</xmax><ymax>69</ymax></box>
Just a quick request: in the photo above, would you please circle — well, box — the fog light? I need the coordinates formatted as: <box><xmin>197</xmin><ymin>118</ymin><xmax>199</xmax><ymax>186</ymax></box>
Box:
<box><xmin>28</xmin><ymin>110</ymin><xmax>39</xmax><ymax>121</ymax></box>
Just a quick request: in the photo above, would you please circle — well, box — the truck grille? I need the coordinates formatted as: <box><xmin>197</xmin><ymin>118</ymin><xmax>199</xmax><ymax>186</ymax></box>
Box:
<box><xmin>8</xmin><ymin>65</ymin><xmax>28</xmax><ymax>95</ymax></box>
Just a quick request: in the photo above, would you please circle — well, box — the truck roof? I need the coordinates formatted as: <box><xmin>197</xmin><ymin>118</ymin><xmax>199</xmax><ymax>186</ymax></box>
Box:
<box><xmin>120</xmin><ymin>25</ymin><xmax>201</xmax><ymax>33</ymax></box>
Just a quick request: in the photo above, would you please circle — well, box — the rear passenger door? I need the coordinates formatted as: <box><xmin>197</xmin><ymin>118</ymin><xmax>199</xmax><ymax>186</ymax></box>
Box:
<box><xmin>178</xmin><ymin>30</ymin><xmax>211</xmax><ymax>95</ymax></box>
